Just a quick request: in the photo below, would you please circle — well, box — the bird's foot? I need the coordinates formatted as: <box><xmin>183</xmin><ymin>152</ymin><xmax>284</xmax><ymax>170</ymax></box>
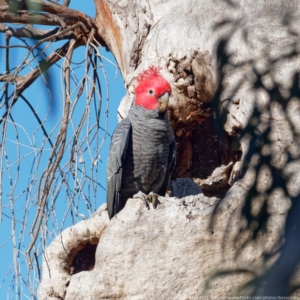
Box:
<box><xmin>133</xmin><ymin>191</ymin><xmax>160</xmax><ymax>209</ymax></box>
<box><xmin>148</xmin><ymin>191</ymin><xmax>160</xmax><ymax>209</ymax></box>
<box><xmin>133</xmin><ymin>191</ymin><xmax>150</xmax><ymax>210</ymax></box>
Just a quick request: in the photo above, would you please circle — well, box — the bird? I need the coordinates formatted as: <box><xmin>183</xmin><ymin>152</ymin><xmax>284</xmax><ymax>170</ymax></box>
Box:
<box><xmin>106</xmin><ymin>66</ymin><xmax>176</xmax><ymax>219</ymax></box>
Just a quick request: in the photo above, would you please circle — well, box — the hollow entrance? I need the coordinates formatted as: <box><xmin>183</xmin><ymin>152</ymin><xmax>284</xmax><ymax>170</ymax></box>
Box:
<box><xmin>173</xmin><ymin>117</ymin><xmax>242</xmax><ymax>197</ymax></box>
<box><xmin>70</xmin><ymin>243</ymin><xmax>98</xmax><ymax>275</ymax></box>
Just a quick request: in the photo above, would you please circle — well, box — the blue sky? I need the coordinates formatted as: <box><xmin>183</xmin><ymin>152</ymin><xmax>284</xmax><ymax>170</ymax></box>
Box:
<box><xmin>0</xmin><ymin>1</ymin><xmax>125</xmax><ymax>298</ymax></box>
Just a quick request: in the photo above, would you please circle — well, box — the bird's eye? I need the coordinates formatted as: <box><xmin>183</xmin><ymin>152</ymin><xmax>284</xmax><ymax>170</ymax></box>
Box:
<box><xmin>148</xmin><ymin>89</ymin><xmax>154</xmax><ymax>95</ymax></box>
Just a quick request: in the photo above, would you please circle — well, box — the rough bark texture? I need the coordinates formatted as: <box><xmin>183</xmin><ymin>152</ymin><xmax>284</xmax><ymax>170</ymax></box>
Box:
<box><xmin>96</xmin><ymin>0</ymin><xmax>300</xmax><ymax>189</ymax></box>
<box><xmin>65</xmin><ymin>191</ymin><xmax>261</xmax><ymax>299</ymax></box>
<box><xmin>38</xmin><ymin>0</ymin><xmax>300</xmax><ymax>299</ymax></box>
<box><xmin>38</xmin><ymin>183</ymin><xmax>296</xmax><ymax>299</ymax></box>
<box><xmin>38</xmin><ymin>206</ymin><xmax>109</xmax><ymax>299</ymax></box>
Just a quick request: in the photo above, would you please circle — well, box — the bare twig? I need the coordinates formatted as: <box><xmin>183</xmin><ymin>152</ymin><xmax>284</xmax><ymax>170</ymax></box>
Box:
<box><xmin>0</xmin><ymin>23</ymin><xmax>58</xmax><ymax>40</ymax></box>
<box><xmin>0</xmin><ymin>39</ymin><xmax>80</xmax><ymax>126</ymax></box>
<box><xmin>63</xmin><ymin>0</ymin><xmax>71</xmax><ymax>7</ymax></box>
<box><xmin>0</xmin><ymin>0</ymin><xmax>115</xmax><ymax>296</ymax></box>
<box><xmin>26</xmin><ymin>37</ymin><xmax>77</xmax><ymax>269</ymax></box>
<box><xmin>2</xmin><ymin>0</ymin><xmax>92</xmax><ymax>27</ymax></box>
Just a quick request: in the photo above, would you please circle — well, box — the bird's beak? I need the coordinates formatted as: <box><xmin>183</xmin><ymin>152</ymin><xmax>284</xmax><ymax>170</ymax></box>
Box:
<box><xmin>158</xmin><ymin>92</ymin><xmax>170</xmax><ymax>113</ymax></box>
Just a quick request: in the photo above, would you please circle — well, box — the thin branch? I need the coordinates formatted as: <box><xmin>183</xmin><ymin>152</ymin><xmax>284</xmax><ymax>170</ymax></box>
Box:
<box><xmin>26</xmin><ymin>37</ymin><xmax>76</xmax><ymax>269</ymax></box>
<box><xmin>0</xmin><ymin>20</ymin><xmax>88</xmax><ymax>79</ymax></box>
<box><xmin>0</xmin><ymin>0</ymin><xmax>111</xmax><ymax>293</ymax></box>
<box><xmin>0</xmin><ymin>23</ymin><xmax>59</xmax><ymax>40</ymax></box>
<box><xmin>20</xmin><ymin>94</ymin><xmax>54</xmax><ymax>148</ymax></box>
<box><xmin>2</xmin><ymin>0</ymin><xmax>92</xmax><ymax>28</ymax></box>
<box><xmin>0</xmin><ymin>40</ymin><xmax>80</xmax><ymax>125</ymax></box>
<box><xmin>62</xmin><ymin>0</ymin><xmax>71</xmax><ymax>7</ymax></box>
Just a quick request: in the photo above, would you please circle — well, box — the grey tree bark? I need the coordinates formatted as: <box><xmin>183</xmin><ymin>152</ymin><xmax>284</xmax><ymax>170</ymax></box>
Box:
<box><xmin>38</xmin><ymin>0</ymin><xmax>300</xmax><ymax>299</ymax></box>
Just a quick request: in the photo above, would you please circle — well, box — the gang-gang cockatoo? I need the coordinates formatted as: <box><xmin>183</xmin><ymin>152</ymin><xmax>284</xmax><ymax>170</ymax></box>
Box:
<box><xmin>106</xmin><ymin>66</ymin><xmax>176</xmax><ymax>219</ymax></box>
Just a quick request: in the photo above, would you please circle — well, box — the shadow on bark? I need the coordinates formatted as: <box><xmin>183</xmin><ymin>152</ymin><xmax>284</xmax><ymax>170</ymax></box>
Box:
<box><xmin>211</xmin><ymin>11</ymin><xmax>300</xmax><ymax>297</ymax></box>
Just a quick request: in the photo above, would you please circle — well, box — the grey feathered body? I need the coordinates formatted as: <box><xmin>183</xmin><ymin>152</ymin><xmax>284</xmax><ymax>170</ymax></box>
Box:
<box><xmin>106</xmin><ymin>104</ymin><xmax>176</xmax><ymax>219</ymax></box>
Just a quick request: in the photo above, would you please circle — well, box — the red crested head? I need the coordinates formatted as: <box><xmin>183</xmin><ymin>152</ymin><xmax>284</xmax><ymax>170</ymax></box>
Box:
<box><xmin>134</xmin><ymin>66</ymin><xmax>171</xmax><ymax>112</ymax></box>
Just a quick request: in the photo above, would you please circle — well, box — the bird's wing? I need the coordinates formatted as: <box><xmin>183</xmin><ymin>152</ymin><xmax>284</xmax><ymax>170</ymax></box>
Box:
<box><xmin>106</xmin><ymin>117</ymin><xmax>132</xmax><ymax>219</ymax></box>
<box><xmin>159</xmin><ymin>139</ymin><xmax>177</xmax><ymax>196</ymax></box>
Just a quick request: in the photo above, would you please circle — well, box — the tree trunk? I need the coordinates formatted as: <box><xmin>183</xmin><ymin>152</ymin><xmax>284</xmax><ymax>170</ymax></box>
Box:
<box><xmin>38</xmin><ymin>0</ymin><xmax>300</xmax><ymax>298</ymax></box>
